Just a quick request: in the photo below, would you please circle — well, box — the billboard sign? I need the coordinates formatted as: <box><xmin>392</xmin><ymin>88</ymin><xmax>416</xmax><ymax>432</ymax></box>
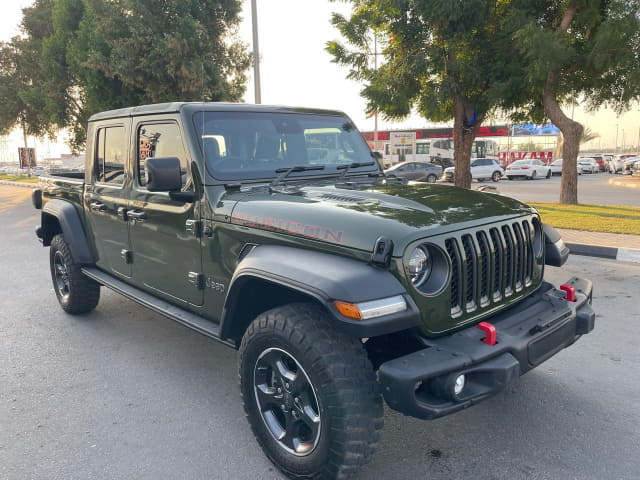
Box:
<box><xmin>389</xmin><ymin>131</ymin><xmax>416</xmax><ymax>152</ymax></box>
<box><xmin>512</xmin><ymin>124</ymin><xmax>560</xmax><ymax>136</ymax></box>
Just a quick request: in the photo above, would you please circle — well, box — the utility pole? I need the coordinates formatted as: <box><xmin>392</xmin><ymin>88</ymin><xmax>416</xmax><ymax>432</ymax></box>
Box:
<box><xmin>251</xmin><ymin>0</ymin><xmax>261</xmax><ymax>104</ymax></box>
<box><xmin>373</xmin><ymin>34</ymin><xmax>378</xmax><ymax>155</ymax></box>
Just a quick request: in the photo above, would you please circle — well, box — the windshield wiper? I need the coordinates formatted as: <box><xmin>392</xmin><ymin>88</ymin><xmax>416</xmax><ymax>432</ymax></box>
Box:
<box><xmin>336</xmin><ymin>161</ymin><xmax>376</xmax><ymax>182</ymax></box>
<box><xmin>269</xmin><ymin>165</ymin><xmax>325</xmax><ymax>191</ymax></box>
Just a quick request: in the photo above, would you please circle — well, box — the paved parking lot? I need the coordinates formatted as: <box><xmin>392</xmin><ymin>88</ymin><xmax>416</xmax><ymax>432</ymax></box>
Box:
<box><xmin>1</xmin><ymin>186</ymin><xmax>639</xmax><ymax>480</ymax></box>
<box><xmin>484</xmin><ymin>173</ymin><xmax>640</xmax><ymax>206</ymax></box>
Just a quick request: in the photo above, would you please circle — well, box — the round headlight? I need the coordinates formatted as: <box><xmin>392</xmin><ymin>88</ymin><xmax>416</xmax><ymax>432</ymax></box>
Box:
<box><xmin>408</xmin><ymin>246</ymin><xmax>430</xmax><ymax>286</ymax></box>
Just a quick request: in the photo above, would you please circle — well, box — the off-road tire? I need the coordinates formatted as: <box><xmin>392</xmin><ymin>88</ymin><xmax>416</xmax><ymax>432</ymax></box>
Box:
<box><xmin>50</xmin><ymin>234</ymin><xmax>100</xmax><ymax>314</ymax></box>
<box><xmin>491</xmin><ymin>171</ymin><xmax>501</xmax><ymax>182</ymax></box>
<box><xmin>239</xmin><ymin>303</ymin><xmax>383</xmax><ymax>480</ymax></box>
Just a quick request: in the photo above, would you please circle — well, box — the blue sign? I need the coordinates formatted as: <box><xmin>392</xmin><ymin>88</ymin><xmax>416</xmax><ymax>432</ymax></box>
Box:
<box><xmin>512</xmin><ymin>124</ymin><xmax>560</xmax><ymax>136</ymax></box>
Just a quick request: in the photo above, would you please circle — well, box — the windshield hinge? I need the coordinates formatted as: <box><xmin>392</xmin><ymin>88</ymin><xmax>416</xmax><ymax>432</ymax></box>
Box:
<box><xmin>185</xmin><ymin>219</ymin><xmax>203</xmax><ymax>238</ymax></box>
<box><xmin>371</xmin><ymin>237</ymin><xmax>393</xmax><ymax>267</ymax></box>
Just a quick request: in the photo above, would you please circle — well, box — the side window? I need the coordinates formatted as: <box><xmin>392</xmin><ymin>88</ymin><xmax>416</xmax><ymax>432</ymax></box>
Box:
<box><xmin>95</xmin><ymin>126</ymin><xmax>126</xmax><ymax>186</ymax></box>
<box><xmin>137</xmin><ymin>123</ymin><xmax>190</xmax><ymax>190</ymax></box>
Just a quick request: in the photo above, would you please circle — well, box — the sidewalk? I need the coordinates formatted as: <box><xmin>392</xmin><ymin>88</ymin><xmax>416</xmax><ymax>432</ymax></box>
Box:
<box><xmin>558</xmin><ymin>228</ymin><xmax>640</xmax><ymax>264</ymax></box>
<box><xmin>608</xmin><ymin>176</ymin><xmax>640</xmax><ymax>189</ymax></box>
<box><xmin>0</xmin><ymin>180</ymin><xmax>39</xmax><ymax>188</ymax></box>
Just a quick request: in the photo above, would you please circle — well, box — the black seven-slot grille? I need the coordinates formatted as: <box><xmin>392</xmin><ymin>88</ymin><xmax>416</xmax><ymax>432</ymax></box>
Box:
<box><xmin>445</xmin><ymin>218</ymin><xmax>536</xmax><ymax>317</ymax></box>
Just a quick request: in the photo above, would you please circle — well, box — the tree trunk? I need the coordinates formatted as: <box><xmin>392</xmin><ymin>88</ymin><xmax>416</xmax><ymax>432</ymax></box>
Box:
<box><xmin>542</xmin><ymin>74</ymin><xmax>582</xmax><ymax>204</ymax></box>
<box><xmin>453</xmin><ymin>96</ymin><xmax>481</xmax><ymax>189</ymax></box>
<box><xmin>21</xmin><ymin>116</ymin><xmax>31</xmax><ymax>177</ymax></box>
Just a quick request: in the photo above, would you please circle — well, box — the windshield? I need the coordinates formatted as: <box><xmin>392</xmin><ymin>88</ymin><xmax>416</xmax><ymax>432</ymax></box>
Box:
<box><xmin>193</xmin><ymin>111</ymin><xmax>377</xmax><ymax>181</ymax></box>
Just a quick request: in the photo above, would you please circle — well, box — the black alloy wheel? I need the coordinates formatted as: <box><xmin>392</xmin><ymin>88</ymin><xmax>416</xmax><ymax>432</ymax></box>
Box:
<box><xmin>253</xmin><ymin>347</ymin><xmax>321</xmax><ymax>456</ymax></box>
<box><xmin>49</xmin><ymin>234</ymin><xmax>100</xmax><ymax>314</ymax></box>
<box><xmin>53</xmin><ymin>250</ymin><xmax>71</xmax><ymax>301</ymax></box>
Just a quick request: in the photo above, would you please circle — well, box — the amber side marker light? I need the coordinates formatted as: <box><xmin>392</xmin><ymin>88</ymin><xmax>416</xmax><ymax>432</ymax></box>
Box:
<box><xmin>333</xmin><ymin>295</ymin><xmax>407</xmax><ymax>321</ymax></box>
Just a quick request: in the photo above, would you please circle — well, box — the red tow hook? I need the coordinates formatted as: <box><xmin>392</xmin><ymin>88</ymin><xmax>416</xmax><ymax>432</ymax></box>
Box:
<box><xmin>559</xmin><ymin>284</ymin><xmax>576</xmax><ymax>302</ymax></box>
<box><xmin>478</xmin><ymin>321</ymin><xmax>497</xmax><ymax>346</ymax></box>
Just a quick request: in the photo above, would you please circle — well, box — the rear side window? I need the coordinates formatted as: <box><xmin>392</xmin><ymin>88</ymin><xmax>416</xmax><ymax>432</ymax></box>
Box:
<box><xmin>95</xmin><ymin>126</ymin><xmax>126</xmax><ymax>186</ymax></box>
<box><xmin>137</xmin><ymin>123</ymin><xmax>189</xmax><ymax>189</ymax></box>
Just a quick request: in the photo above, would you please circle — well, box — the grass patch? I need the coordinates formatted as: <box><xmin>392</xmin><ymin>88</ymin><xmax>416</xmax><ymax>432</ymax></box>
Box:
<box><xmin>528</xmin><ymin>202</ymin><xmax>640</xmax><ymax>235</ymax></box>
<box><xmin>0</xmin><ymin>174</ymin><xmax>40</xmax><ymax>183</ymax></box>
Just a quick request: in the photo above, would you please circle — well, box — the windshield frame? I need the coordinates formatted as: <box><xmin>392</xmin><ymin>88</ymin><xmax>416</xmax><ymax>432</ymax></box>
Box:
<box><xmin>192</xmin><ymin>110</ymin><xmax>380</xmax><ymax>183</ymax></box>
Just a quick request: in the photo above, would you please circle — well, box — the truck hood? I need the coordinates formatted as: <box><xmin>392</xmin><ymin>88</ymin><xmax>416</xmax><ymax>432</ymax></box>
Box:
<box><xmin>229</xmin><ymin>183</ymin><xmax>535</xmax><ymax>254</ymax></box>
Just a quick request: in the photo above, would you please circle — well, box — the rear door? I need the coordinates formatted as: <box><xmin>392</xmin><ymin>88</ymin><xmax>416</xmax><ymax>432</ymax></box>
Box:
<box><xmin>128</xmin><ymin>119</ymin><xmax>204</xmax><ymax>306</ymax></box>
<box><xmin>84</xmin><ymin>122</ymin><xmax>132</xmax><ymax>278</ymax></box>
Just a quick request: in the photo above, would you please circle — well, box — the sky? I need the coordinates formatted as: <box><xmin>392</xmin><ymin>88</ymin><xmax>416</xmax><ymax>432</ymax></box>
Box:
<box><xmin>1</xmin><ymin>0</ymin><xmax>639</xmax><ymax>158</ymax></box>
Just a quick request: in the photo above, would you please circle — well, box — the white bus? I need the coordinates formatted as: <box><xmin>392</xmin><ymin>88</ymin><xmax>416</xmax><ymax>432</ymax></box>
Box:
<box><xmin>381</xmin><ymin>138</ymin><xmax>498</xmax><ymax>168</ymax></box>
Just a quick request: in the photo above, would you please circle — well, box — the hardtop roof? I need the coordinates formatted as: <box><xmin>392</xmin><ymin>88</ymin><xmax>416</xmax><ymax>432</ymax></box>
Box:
<box><xmin>88</xmin><ymin>102</ymin><xmax>348</xmax><ymax>122</ymax></box>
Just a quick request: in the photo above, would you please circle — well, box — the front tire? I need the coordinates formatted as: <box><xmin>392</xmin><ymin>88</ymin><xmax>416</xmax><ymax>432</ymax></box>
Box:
<box><xmin>239</xmin><ymin>303</ymin><xmax>383</xmax><ymax>480</ymax></box>
<box><xmin>545</xmin><ymin>169</ymin><xmax>551</xmax><ymax>179</ymax></box>
<box><xmin>530</xmin><ymin>170</ymin><xmax>537</xmax><ymax>180</ymax></box>
<box><xmin>426</xmin><ymin>173</ymin><xmax>437</xmax><ymax>183</ymax></box>
<box><xmin>50</xmin><ymin>234</ymin><xmax>100</xmax><ymax>314</ymax></box>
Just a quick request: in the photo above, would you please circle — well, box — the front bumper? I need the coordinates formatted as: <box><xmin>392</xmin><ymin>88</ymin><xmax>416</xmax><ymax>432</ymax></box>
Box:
<box><xmin>378</xmin><ymin>277</ymin><xmax>595</xmax><ymax>420</ymax></box>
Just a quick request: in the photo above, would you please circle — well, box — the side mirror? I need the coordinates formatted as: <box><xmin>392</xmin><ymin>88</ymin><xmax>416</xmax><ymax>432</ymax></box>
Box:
<box><xmin>146</xmin><ymin>157</ymin><xmax>183</xmax><ymax>192</ymax></box>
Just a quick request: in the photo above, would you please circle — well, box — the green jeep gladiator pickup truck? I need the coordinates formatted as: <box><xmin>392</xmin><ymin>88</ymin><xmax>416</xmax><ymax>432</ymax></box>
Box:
<box><xmin>33</xmin><ymin>102</ymin><xmax>595</xmax><ymax>480</ymax></box>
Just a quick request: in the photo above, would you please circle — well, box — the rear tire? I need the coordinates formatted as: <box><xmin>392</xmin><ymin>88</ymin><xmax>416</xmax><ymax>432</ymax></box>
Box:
<box><xmin>491</xmin><ymin>171</ymin><xmax>501</xmax><ymax>182</ymax></box>
<box><xmin>50</xmin><ymin>234</ymin><xmax>100</xmax><ymax>314</ymax></box>
<box><xmin>239</xmin><ymin>303</ymin><xmax>383</xmax><ymax>480</ymax></box>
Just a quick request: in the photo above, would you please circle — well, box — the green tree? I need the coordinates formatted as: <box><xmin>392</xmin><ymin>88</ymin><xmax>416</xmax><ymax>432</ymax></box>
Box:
<box><xmin>0</xmin><ymin>1</ymin><xmax>58</xmax><ymax>165</ymax></box>
<box><xmin>580</xmin><ymin>127</ymin><xmax>599</xmax><ymax>145</ymax></box>
<box><xmin>2</xmin><ymin>0</ymin><xmax>251</xmax><ymax>150</ymax></box>
<box><xmin>327</xmin><ymin>0</ymin><xmax>520</xmax><ymax>188</ymax></box>
<box><xmin>506</xmin><ymin>0</ymin><xmax>640</xmax><ymax>204</ymax></box>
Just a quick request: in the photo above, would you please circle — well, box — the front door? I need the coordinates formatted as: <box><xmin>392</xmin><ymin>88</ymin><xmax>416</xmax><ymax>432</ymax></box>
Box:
<box><xmin>128</xmin><ymin>120</ymin><xmax>204</xmax><ymax>306</ymax></box>
<box><xmin>84</xmin><ymin>123</ymin><xmax>132</xmax><ymax>278</ymax></box>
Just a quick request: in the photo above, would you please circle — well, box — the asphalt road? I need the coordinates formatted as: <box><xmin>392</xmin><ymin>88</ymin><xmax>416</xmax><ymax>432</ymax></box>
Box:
<box><xmin>1</xmin><ymin>186</ymin><xmax>639</xmax><ymax>480</ymax></box>
<box><xmin>474</xmin><ymin>173</ymin><xmax>640</xmax><ymax>207</ymax></box>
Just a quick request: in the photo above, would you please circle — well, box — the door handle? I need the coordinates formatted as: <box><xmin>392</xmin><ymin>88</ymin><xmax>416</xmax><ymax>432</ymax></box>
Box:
<box><xmin>90</xmin><ymin>201</ymin><xmax>105</xmax><ymax>211</ymax></box>
<box><xmin>128</xmin><ymin>210</ymin><xmax>147</xmax><ymax>221</ymax></box>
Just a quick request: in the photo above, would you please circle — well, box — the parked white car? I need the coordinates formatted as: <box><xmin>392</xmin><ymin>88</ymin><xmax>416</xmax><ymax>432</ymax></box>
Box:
<box><xmin>505</xmin><ymin>159</ymin><xmax>551</xmax><ymax>180</ymax></box>
<box><xmin>609</xmin><ymin>154</ymin><xmax>636</xmax><ymax>173</ymax></box>
<box><xmin>550</xmin><ymin>158</ymin><xmax>563</xmax><ymax>175</ymax></box>
<box><xmin>577</xmin><ymin>157</ymin><xmax>599</xmax><ymax>174</ymax></box>
<box><xmin>443</xmin><ymin>158</ymin><xmax>504</xmax><ymax>182</ymax></box>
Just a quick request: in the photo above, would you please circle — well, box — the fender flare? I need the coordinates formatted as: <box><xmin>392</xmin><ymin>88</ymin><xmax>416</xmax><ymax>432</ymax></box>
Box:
<box><xmin>42</xmin><ymin>199</ymin><xmax>94</xmax><ymax>264</ymax></box>
<box><xmin>220</xmin><ymin>245</ymin><xmax>421</xmax><ymax>340</ymax></box>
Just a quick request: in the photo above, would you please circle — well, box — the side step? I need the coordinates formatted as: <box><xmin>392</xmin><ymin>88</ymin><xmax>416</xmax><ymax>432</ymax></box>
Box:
<box><xmin>81</xmin><ymin>267</ymin><xmax>235</xmax><ymax>348</ymax></box>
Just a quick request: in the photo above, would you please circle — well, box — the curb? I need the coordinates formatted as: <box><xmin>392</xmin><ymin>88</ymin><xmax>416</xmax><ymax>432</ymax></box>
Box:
<box><xmin>607</xmin><ymin>177</ymin><xmax>639</xmax><ymax>189</ymax></box>
<box><xmin>0</xmin><ymin>180</ymin><xmax>39</xmax><ymax>189</ymax></box>
<box><xmin>566</xmin><ymin>242</ymin><xmax>640</xmax><ymax>264</ymax></box>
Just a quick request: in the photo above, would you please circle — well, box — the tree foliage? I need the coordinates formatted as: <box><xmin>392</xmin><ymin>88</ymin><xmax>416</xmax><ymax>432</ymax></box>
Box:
<box><xmin>328</xmin><ymin>1</ymin><xmax>640</xmax><ymax>200</ymax></box>
<box><xmin>0</xmin><ymin>0</ymin><xmax>250</xmax><ymax>151</ymax></box>
<box><xmin>327</xmin><ymin>0</ymin><xmax>520</xmax><ymax>188</ymax></box>
<box><xmin>499</xmin><ymin>0</ymin><xmax>640</xmax><ymax>203</ymax></box>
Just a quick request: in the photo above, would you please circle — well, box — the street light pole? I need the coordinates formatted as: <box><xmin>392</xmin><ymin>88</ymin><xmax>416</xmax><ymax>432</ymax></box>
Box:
<box><xmin>251</xmin><ymin>0</ymin><xmax>261</xmax><ymax>104</ymax></box>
